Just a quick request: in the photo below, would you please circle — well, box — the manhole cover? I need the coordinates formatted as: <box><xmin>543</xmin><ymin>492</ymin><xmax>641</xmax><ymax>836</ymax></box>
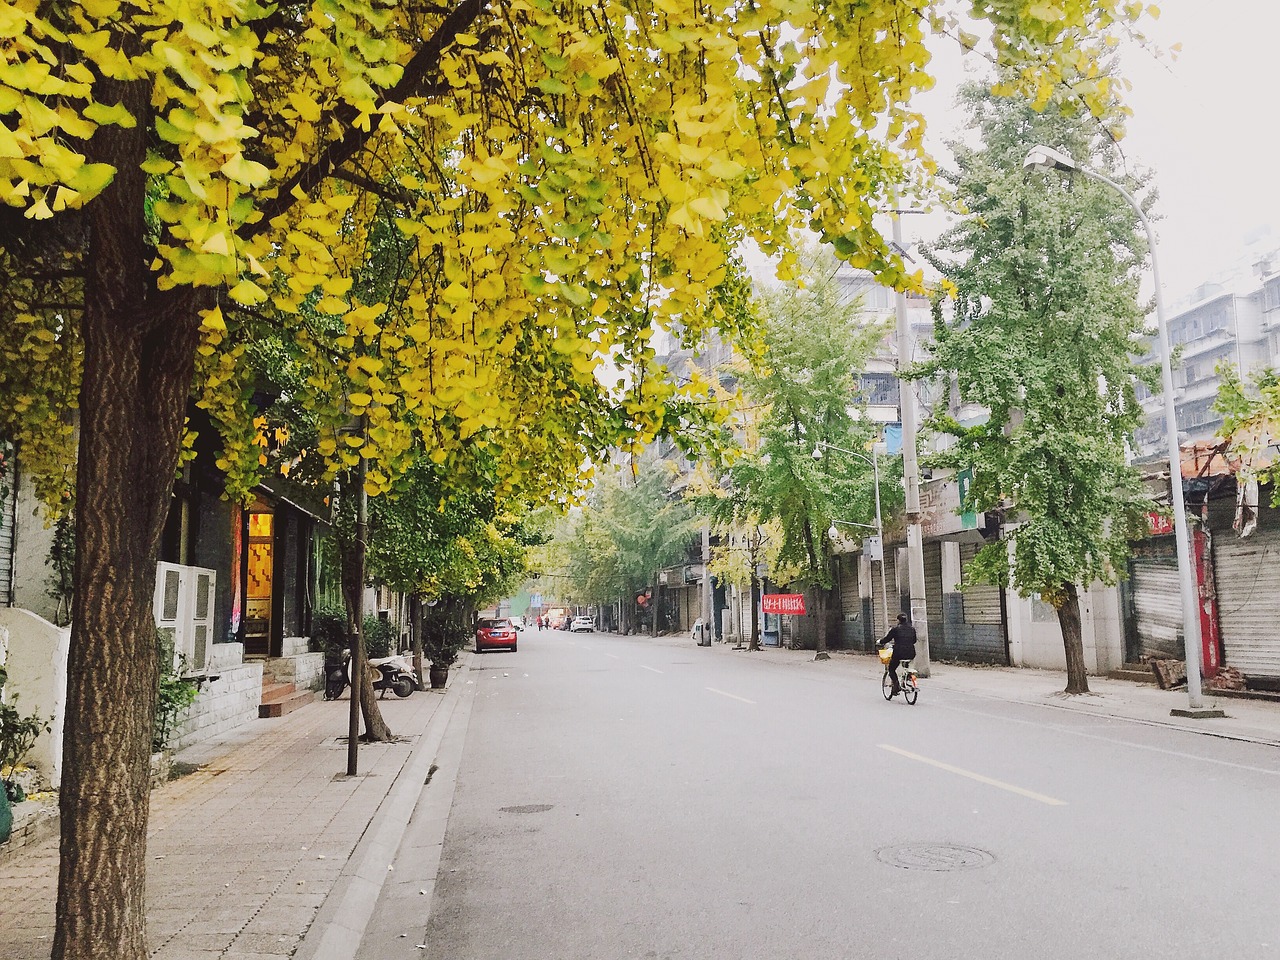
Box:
<box><xmin>500</xmin><ymin>804</ymin><xmax>554</xmax><ymax>814</ymax></box>
<box><xmin>875</xmin><ymin>843</ymin><xmax>995</xmax><ymax>872</ymax></box>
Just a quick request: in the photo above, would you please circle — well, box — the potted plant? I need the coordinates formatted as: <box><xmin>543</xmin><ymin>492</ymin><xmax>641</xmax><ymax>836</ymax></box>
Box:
<box><xmin>421</xmin><ymin>596</ymin><xmax>470</xmax><ymax>688</ymax></box>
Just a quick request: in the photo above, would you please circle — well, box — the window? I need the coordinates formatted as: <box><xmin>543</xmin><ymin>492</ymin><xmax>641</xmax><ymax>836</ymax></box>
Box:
<box><xmin>1200</xmin><ymin>302</ymin><xmax>1230</xmax><ymax>334</ymax></box>
<box><xmin>1265</xmin><ymin>280</ymin><xmax>1280</xmax><ymax>313</ymax></box>
<box><xmin>859</xmin><ymin>373</ymin><xmax>900</xmax><ymax>406</ymax></box>
<box><xmin>1177</xmin><ymin>397</ymin><xmax>1221</xmax><ymax>429</ymax></box>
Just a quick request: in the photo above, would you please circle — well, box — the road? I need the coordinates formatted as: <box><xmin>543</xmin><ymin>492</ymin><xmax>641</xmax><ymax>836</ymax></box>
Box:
<box><xmin>396</xmin><ymin>629</ymin><xmax>1280</xmax><ymax>959</ymax></box>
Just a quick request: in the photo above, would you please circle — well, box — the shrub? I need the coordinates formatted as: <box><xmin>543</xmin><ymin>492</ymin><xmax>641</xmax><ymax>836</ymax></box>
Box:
<box><xmin>153</xmin><ymin>630</ymin><xmax>199</xmax><ymax>753</ymax></box>
<box><xmin>311</xmin><ymin>605</ymin><xmax>349</xmax><ymax>661</ymax></box>
<box><xmin>362</xmin><ymin>615</ymin><xmax>396</xmax><ymax>660</ymax></box>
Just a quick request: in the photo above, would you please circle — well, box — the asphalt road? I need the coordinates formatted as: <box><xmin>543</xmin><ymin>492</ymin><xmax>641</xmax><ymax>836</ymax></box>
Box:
<box><xmin>412</xmin><ymin>629</ymin><xmax>1280</xmax><ymax>959</ymax></box>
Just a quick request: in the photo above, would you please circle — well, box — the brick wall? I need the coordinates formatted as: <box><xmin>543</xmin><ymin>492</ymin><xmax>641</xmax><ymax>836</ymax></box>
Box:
<box><xmin>169</xmin><ymin>661</ymin><xmax>263</xmax><ymax>752</ymax></box>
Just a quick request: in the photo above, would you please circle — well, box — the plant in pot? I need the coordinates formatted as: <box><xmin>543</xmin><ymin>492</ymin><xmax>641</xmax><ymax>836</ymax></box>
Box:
<box><xmin>421</xmin><ymin>595</ymin><xmax>471</xmax><ymax>689</ymax></box>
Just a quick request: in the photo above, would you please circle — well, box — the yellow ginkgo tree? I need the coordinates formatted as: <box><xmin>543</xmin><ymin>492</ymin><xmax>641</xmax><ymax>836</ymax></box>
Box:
<box><xmin>0</xmin><ymin>0</ymin><xmax>1153</xmax><ymax>955</ymax></box>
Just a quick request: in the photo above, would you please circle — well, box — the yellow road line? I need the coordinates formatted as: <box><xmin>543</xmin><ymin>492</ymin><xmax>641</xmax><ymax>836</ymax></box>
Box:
<box><xmin>879</xmin><ymin>744</ymin><xmax>1067</xmax><ymax>806</ymax></box>
<box><xmin>707</xmin><ymin>687</ymin><xmax>756</xmax><ymax>705</ymax></box>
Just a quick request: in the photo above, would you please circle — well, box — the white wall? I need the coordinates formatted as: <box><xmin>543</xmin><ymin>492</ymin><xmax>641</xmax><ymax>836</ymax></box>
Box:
<box><xmin>1006</xmin><ymin>583</ymin><xmax>1124</xmax><ymax>675</ymax></box>
<box><xmin>0</xmin><ymin>608</ymin><xmax>70</xmax><ymax>787</ymax></box>
<box><xmin>10</xmin><ymin>484</ymin><xmax>60</xmax><ymax>625</ymax></box>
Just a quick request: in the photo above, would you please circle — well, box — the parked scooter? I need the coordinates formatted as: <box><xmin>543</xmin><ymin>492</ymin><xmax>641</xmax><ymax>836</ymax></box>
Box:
<box><xmin>324</xmin><ymin>650</ymin><xmax>416</xmax><ymax>700</ymax></box>
<box><xmin>374</xmin><ymin>652</ymin><xmax>420</xmax><ymax>692</ymax></box>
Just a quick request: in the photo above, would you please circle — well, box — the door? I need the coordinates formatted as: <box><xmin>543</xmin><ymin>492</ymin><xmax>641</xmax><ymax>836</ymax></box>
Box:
<box><xmin>243</xmin><ymin>501</ymin><xmax>274</xmax><ymax>657</ymax></box>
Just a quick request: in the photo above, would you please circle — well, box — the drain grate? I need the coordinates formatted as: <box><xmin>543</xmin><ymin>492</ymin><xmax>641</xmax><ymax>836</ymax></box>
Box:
<box><xmin>875</xmin><ymin>843</ymin><xmax>995</xmax><ymax>872</ymax></box>
<box><xmin>500</xmin><ymin>803</ymin><xmax>554</xmax><ymax>814</ymax></box>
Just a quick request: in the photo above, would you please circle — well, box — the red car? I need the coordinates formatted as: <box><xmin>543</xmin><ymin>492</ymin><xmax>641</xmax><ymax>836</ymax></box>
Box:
<box><xmin>475</xmin><ymin>618</ymin><xmax>518</xmax><ymax>653</ymax></box>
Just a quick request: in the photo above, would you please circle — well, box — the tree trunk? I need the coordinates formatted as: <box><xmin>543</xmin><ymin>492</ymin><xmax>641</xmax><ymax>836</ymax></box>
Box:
<box><xmin>1056</xmin><ymin>582</ymin><xmax>1090</xmax><ymax>694</ymax></box>
<box><xmin>813</xmin><ymin>587</ymin><xmax>830</xmax><ymax>660</ymax></box>
<box><xmin>409</xmin><ymin>594</ymin><xmax>425</xmax><ymax>689</ymax></box>
<box><xmin>52</xmin><ymin>62</ymin><xmax>208</xmax><ymax>958</ymax></box>
<box><xmin>339</xmin><ymin>522</ymin><xmax>392</xmax><ymax>741</ymax></box>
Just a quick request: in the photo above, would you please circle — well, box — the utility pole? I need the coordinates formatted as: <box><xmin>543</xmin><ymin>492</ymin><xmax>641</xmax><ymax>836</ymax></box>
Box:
<box><xmin>701</xmin><ymin>523</ymin><xmax>714</xmax><ymax>641</ymax></box>
<box><xmin>346</xmin><ymin>415</ymin><xmax>369</xmax><ymax>776</ymax></box>
<box><xmin>892</xmin><ymin>208</ymin><xmax>931</xmax><ymax>677</ymax></box>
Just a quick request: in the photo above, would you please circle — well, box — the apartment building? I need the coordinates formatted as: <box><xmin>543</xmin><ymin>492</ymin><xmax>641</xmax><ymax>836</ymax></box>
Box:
<box><xmin>1134</xmin><ymin>253</ymin><xmax>1280</xmax><ymax>458</ymax></box>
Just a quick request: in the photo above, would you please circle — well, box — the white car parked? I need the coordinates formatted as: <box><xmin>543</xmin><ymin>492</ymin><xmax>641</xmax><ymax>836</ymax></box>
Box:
<box><xmin>570</xmin><ymin>616</ymin><xmax>595</xmax><ymax>633</ymax></box>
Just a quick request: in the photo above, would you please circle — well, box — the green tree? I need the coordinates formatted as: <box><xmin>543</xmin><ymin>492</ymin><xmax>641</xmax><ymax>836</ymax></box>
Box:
<box><xmin>543</xmin><ymin>459</ymin><xmax>699</xmax><ymax>634</ymax></box>
<box><xmin>918</xmin><ymin>82</ymin><xmax>1157</xmax><ymax>694</ymax></box>
<box><xmin>367</xmin><ymin>456</ymin><xmax>536</xmax><ymax>675</ymax></box>
<box><xmin>703</xmin><ymin>251</ymin><xmax>887</xmax><ymax>658</ymax></box>
<box><xmin>1217</xmin><ymin>367</ymin><xmax>1280</xmax><ymax>503</ymax></box>
<box><xmin>0</xmin><ymin>0</ymin><xmax>1154</xmax><ymax>952</ymax></box>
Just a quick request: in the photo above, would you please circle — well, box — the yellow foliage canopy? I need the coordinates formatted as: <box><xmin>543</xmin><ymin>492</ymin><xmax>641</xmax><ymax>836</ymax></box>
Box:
<box><xmin>0</xmin><ymin>0</ymin><xmax>1153</xmax><ymax>507</ymax></box>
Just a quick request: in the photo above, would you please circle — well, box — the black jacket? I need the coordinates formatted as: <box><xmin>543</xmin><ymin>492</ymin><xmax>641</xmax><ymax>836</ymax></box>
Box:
<box><xmin>882</xmin><ymin>623</ymin><xmax>917</xmax><ymax>660</ymax></box>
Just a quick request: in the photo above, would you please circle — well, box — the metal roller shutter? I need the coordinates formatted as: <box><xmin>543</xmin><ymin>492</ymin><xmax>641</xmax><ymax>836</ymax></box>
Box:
<box><xmin>1129</xmin><ymin>558</ymin><xmax>1183</xmax><ymax>661</ymax></box>
<box><xmin>838</xmin><ymin>555</ymin><xmax>860</xmax><ymax>620</ymax></box>
<box><xmin>924</xmin><ymin>541</ymin><xmax>945</xmax><ymax>649</ymax></box>
<box><xmin>871</xmin><ymin>551</ymin><xmax>898</xmax><ymax>640</ymax></box>
<box><xmin>1214</xmin><ymin>528</ymin><xmax>1280</xmax><ymax>678</ymax></box>
<box><xmin>960</xmin><ymin>543</ymin><xmax>1002</xmax><ymax>624</ymax></box>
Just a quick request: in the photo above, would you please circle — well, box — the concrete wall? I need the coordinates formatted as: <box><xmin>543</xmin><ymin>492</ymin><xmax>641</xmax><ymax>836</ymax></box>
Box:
<box><xmin>0</xmin><ymin>609</ymin><xmax>70</xmax><ymax>787</ymax></box>
<box><xmin>10</xmin><ymin>485</ymin><xmax>60</xmax><ymax>625</ymax></box>
<box><xmin>168</xmin><ymin>658</ymin><xmax>263</xmax><ymax>752</ymax></box>
<box><xmin>262</xmin><ymin>647</ymin><xmax>325</xmax><ymax>691</ymax></box>
<box><xmin>1006</xmin><ymin>583</ymin><xmax>1124</xmax><ymax>674</ymax></box>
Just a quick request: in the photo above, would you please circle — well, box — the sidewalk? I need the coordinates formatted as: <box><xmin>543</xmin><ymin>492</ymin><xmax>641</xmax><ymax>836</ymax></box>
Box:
<box><xmin>0</xmin><ymin>656</ymin><xmax>474</xmax><ymax>960</ymax></box>
<box><xmin>717</xmin><ymin>639</ymin><xmax>1280</xmax><ymax>747</ymax></box>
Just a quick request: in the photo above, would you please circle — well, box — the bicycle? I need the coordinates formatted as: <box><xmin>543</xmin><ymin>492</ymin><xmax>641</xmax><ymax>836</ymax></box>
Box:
<box><xmin>878</xmin><ymin>644</ymin><xmax>918</xmax><ymax>705</ymax></box>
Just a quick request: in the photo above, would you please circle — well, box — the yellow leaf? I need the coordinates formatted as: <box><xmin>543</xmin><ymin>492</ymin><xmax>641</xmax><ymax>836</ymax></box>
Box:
<box><xmin>229</xmin><ymin>280</ymin><xmax>268</xmax><ymax>305</ymax></box>
<box><xmin>221</xmin><ymin>154</ymin><xmax>271</xmax><ymax>188</ymax></box>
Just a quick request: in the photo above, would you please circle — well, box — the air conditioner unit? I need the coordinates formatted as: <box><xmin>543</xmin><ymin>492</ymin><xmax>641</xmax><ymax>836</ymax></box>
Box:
<box><xmin>153</xmin><ymin>562</ymin><xmax>217</xmax><ymax>676</ymax></box>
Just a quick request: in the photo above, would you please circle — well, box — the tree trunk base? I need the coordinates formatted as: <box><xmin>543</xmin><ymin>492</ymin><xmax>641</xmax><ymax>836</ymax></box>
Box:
<box><xmin>813</xmin><ymin>651</ymin><xmax>830</xmax><ymax>661</ymax></box>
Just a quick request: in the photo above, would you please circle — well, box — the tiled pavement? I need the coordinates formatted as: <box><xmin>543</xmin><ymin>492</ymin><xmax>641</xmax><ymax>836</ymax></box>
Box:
<box><xmin>0</xmin><ymin>665</ymin><xmax>463</xmax><ymax>960</ymax></box>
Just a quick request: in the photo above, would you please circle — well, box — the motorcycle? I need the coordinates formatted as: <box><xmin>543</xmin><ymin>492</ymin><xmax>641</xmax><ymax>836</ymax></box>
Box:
<box><xmin>324</xmin><ymin>650</ymin><xmax>416</xmax><ymax>700</ymax></box>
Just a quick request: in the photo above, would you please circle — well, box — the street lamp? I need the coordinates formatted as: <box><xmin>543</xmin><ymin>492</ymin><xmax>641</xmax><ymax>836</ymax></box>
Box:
<box><xmin>1022</xmin><ymin>144</ymin><xmax>1222</xmax><ymax>719</ymax></box>
<box><xmin>812</xmin><ymin>440</ymin><xmax>890</xmax><ymax>635</ymax></box>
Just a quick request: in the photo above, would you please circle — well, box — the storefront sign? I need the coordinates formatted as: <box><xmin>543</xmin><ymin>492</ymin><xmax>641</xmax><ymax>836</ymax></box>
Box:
<box><xmin>762</xmin><ymin>593</ymin><xmax>806</xmax><ymax>615</ymax></box>
<box><xmin>1147</xmin><ymin>511</ymin><xmax>1175</xmax><ymax>536</ymax></box>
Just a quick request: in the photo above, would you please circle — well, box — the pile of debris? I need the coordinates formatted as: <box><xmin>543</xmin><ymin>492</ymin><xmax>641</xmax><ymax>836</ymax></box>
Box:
<box><xmin>1205</xmin><ymin>666</ymin><xmax>1249</xmax><ymax>692</ymax></box>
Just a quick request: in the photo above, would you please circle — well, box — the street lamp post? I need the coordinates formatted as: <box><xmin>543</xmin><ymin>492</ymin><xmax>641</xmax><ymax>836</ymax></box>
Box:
<box><xmin>813</xmin><ymin>440</ymin><xmax>890</xmax><ymax>636</ymax></box>
<box><xmin>1022</xmin><ymin>145</ymin><xmax>1223</xmax><ymax>719</ymax></box>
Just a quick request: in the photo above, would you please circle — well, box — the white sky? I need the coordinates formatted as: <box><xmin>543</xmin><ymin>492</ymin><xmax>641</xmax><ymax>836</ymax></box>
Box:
<box><xmin>903</xmin><ymin>0</ymin><xmax>1280</xmax><ymax>305</ymax></box>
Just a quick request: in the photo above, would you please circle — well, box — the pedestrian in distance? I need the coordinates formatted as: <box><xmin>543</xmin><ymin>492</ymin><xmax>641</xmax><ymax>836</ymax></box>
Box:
<box><xmin>879</xmin><ymin>613</ymin><xmax>917</xmax><ymax>698</ymax></box>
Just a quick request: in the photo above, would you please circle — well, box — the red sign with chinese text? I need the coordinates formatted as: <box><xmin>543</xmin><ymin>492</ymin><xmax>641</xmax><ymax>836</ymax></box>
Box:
<box><xmin>1147</xmin><ymin>511</ymin><xmax>1175</xmax><ymax>536</ymax></box>
<box><xmin>762</xmin><ymin>593</ymin><xmax>806</xmax><ymax>615</ymax></box>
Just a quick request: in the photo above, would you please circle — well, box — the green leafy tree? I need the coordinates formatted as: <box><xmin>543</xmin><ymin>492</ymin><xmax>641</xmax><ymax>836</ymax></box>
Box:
<box><xmin>1217</xmin><ymin>367</ymin><xmax>1280</xmax><ymax>503</ymax></box>
<box><xmin>543</xmin><ymin>460</ymin><xmax>699</xmax><ymax>634</ymax></box>
<box><xmin>702</xmin><ymin>250</ymin><xmax>886</xmax><ymax>658</ymax></box>
<box><xmin>367</xmin><ymin>456</ymin><xmax>536</xmax><ymax>674</ymax></box>
<box><xmin>918</xmin><ymin>81</ymin><xmax>1157</xmax><ymax>694</ymax></box>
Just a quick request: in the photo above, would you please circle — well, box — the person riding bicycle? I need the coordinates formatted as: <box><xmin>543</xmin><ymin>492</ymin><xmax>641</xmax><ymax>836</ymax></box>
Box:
<box><xmin>879</xmin><ymin>613</ymin><xmax>917</xmax><ymax>698</ymax></box>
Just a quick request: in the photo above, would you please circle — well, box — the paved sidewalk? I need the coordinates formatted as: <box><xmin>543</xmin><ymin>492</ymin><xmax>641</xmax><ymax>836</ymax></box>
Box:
<box><xmin>0</xmin><ymin>656</ymin><xmax>472</xmax><ymax>960</ymax></box>
<box><xmin>704</xmin><ymin>638</ymin><xmax>1280</xmax><ymax>746</ymax></box>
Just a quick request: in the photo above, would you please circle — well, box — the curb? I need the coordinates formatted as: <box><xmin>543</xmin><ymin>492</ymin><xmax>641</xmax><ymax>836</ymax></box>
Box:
<box><xmin>293</xmin><ymin>655</ymin><xmax>477</xmax><ymax>960</ymax></box>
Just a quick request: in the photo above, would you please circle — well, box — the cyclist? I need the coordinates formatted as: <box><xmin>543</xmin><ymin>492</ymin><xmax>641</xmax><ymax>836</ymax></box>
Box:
<box><xmin>879</xmin><ymin>613</ymin><xmax>917</xmax><ymax>698</ymax></box>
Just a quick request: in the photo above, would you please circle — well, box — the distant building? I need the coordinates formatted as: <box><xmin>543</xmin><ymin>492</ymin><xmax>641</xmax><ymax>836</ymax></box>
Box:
<box><xmin>1134</xmin><ymin>251</ymin><xmax>1280</xmax><ymax>458</ymax></box>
